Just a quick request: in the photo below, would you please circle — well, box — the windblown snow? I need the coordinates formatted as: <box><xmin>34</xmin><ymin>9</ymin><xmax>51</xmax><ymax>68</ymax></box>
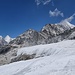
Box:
<box><xmin>59</xmin><ymin>20</ymin><xmax>75</xmax><ymax>30</ymax></box>
<box><xmin>0</xmin><ymin>40</ymin><xmax>75</xmax><ymax>75</ymax></box>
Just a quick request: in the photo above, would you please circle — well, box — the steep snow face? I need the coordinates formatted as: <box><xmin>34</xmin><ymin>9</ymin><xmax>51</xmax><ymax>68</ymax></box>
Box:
<box><xmin>59</xmin><ymin>20</ymin><xmax>75</xmax><ymax>30</ymax></box>
<box><xmin>4</xmin><ymin>35</ymin><xmax>14</xmax><ymax>43</ymax></box>
<box><xmin>0</xmin><ymin>40</ymin><xmax>75</xmax><ymax>75</ymax></box>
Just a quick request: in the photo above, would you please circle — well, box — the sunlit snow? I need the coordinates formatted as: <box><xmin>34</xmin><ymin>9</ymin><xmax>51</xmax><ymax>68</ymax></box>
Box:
<box><xmin>0</xmin><ymin>40</ymin><xmax>75</xmax><ymax>75</ymax></box>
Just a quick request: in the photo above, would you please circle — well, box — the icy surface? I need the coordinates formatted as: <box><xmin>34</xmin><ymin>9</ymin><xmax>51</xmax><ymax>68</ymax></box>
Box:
<box><xmin>0</xmin><ymin>40</ymin><xmax>75</xmax><ymax>75</ymax></box>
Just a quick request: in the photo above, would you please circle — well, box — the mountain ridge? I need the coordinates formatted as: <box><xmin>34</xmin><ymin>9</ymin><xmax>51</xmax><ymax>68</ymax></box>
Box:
<box><xmin>9</xmin><ymin>23</ymin><xmax>75</xmax><ymax>47</ymax></box>
<box><xmin>0</xmin><ymin>23</ymin><xmax>75</xmax><ymax>65</ymax></box>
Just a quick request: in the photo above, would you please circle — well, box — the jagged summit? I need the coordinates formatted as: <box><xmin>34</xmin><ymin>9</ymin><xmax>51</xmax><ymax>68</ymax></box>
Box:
<box><xmin>4</xmin><ymin>35</ymin><xmax>11</xmax><ymax>43</ymax></box>
<box><xmin>41</xmin><ymin>24</ymin><xmax>65</xmax><ymax>37</ymax></box>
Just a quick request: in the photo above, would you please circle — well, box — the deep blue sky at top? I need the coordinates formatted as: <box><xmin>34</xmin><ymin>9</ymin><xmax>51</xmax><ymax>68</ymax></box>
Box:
<box><xmin>0</xmin><ymin>0</ymin><xmax>75</xmax><ymax>37</ymax></box>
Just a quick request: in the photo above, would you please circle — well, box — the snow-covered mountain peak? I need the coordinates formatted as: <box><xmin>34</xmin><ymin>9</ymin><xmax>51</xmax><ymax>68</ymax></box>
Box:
<box><xmin>4</xmin><ymin>35</ymin><xmax>11</xmax><ymax>43</ymax></box>
<box><xmin>5</xmin><ymin>35</ymin><xmax>10</xmax><ymax>39</ymax></box>
<box><xmin>57</xmin><ymin>14</ymin><xmax>75</xmax><ymax>30</ymax></box>
<box><xmin>59</xmin><ymin>20</ymin><xmax>75</xmax><ymax>30</ymax></box>
<box><xmin>4</xmin><ymin>35</ymin><xmax>14</xmax><ymax>43</ymax></box>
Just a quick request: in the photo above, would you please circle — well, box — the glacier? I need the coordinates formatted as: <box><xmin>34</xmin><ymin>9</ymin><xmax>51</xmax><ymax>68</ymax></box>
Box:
<box><xmin>0</xmin><ymin>40</ymin><xmax>75</xmax><ymax>75</ymax></box>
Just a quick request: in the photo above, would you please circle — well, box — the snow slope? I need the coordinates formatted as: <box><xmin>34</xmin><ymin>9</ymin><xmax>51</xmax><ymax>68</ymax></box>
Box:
<box><xmin>17</xmin><ymin>40</ymin><xmax>75</xmax><ymax>58</ymax></box>
<box><xmin>0</xmin><ymin>40</ymin><xmax>75</xmax><ymax>75</ymax></box>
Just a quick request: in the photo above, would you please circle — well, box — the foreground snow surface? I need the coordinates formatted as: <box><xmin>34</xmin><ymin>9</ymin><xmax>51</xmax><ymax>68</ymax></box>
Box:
<box><xmin>0</xmin><ymin>40</ymin><xmax>75</xmax><ymax>75</ymax></box>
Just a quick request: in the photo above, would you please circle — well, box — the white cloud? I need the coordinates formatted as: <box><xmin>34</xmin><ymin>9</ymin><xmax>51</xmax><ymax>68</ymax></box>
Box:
<box><xmin>35</xmin><ymin>0</ymin><xmax>51</xmax><ymax>5</ymax></box>
<box><xmin>49</xmin><ymin>8</ymin><xmax>64</xmax><ymax>17</ymax></box>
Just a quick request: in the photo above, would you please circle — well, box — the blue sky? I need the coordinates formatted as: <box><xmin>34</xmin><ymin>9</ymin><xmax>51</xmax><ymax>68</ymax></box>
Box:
<box><xmin>0</xmin><ymin>0</ymin><xmax>75</xmax><ymax>37</ymax></box>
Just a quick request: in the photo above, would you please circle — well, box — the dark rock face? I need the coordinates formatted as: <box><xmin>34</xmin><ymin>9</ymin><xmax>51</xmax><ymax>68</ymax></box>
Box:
<box><xmin>0</xmin><ymin>45</ymin><xmax>18</xmax><ymax>54</ymax></box>
<box><xmin>0</xmin><ymin>45</ymin><xmax>11</xmax><ymax>54</ymax></box>
<box><xmin>11</xmin><ymin>54</ymin><xmax>36</xmax><ymax>63</ymax></box>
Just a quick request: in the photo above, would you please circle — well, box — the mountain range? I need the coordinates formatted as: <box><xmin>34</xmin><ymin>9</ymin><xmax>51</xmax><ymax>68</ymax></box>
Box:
<box><xmin>0</xmin><ymin>21</ymin><xmax>75</xmax><ymax>66</ymax></box>
<box><xmin>0</xmin><ymin>20</ymin><xmax>75</xmax><ymax>47</ymax></box>
<box><xmin>9</xmin><ymin>21</ymin><xmax>75</xmax><ymax>47</ymax></box>
<box><xmin>0</xmin><ymin>21</ymin><xmax>75</xmax><ymax>75</ymax></box>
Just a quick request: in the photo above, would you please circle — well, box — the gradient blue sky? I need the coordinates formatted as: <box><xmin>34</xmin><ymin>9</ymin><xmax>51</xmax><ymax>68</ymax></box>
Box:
<box><xmin>0</xmin><ymin>0</ymin><xmax>75</xmax><ymax>37</ymax></box>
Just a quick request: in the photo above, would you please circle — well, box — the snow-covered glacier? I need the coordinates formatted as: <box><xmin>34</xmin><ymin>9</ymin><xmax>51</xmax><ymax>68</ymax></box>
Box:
<box><xmin>0</xmin><ymin>40</ymin><xmax>75</xmax><ymax>75</ymax></box>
